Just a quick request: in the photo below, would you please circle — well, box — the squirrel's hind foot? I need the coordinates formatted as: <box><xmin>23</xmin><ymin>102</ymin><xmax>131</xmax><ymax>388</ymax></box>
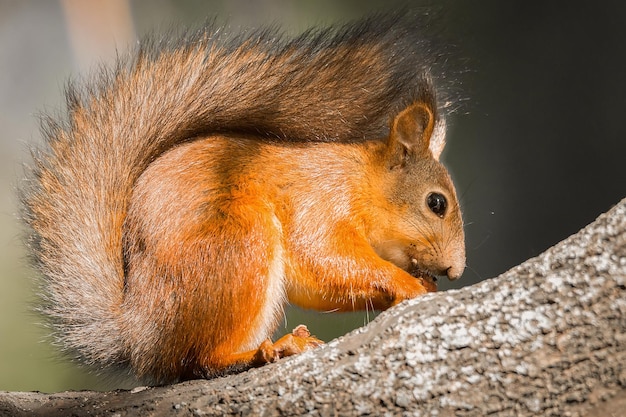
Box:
<box><xmin>253</xmin><ymin>325</ymin><xmax>323</xmax><ymax>365</ymax></box>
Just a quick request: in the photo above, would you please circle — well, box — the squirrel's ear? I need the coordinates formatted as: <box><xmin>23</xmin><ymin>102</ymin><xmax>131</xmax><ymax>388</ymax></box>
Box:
<box><xmin>388</xmin><ymin>101</ymin><xmax>446</xmax><ymax>163</ymax></box>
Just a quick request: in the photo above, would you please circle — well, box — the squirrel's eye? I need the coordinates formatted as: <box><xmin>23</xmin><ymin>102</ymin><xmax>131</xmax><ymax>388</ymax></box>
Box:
<box><xmin>427</xmin><ymin>193</ymin><xmax>447</xmax><ymax>217</ymax></box>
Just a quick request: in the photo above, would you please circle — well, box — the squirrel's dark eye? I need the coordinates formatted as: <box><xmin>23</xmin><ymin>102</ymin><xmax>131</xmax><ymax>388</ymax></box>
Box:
<box><xmin>427</xmin><ymin>193</ymin><xmax>447</xmax><ymax>217</ymax></box>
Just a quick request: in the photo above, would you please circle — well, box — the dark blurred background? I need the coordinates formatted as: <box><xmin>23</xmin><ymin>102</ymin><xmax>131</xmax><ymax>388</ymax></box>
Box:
<box><xmin>1</xmin><ymin>0</ymin><xmax>624</xmax><ymax>392</ymax></box>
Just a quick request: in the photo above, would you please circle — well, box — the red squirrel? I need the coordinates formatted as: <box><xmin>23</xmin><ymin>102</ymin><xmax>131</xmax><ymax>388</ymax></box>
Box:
<box><xmin>23</xmin><ymin>16</ymin><xmax>465</xmax><ymax>384</ymax></box>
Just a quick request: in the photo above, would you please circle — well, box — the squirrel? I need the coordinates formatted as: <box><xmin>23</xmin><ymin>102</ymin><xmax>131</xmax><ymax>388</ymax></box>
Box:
<box><xmin>22</xmin><ymin>15</ymin><xmax>465</xmax><ymax>384</ymax></box>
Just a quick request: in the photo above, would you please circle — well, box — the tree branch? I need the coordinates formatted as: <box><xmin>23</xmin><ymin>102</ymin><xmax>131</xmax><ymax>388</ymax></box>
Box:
<box><xmin>2</xmin><ymin>198</ymin><xmax>625</xmax><ymax>416</ymax></box>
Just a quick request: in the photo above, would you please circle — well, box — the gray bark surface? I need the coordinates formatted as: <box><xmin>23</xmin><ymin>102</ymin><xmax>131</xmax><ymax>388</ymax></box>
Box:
<box><xmin>2</xmin><ymin>198</ymin><xmax>625</xmax><ymax>417</ymax></box>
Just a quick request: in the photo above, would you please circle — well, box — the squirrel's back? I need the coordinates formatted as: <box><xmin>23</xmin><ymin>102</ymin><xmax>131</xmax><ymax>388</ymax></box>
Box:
<box><xmin>22</xmin><ymin>14</ymin><xmax>458</xmax><ymax>382</ymax></box>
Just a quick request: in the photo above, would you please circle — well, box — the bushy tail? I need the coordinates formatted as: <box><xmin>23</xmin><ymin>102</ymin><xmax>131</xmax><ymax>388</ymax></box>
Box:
<box><xmin>22</xmin><ymin>14</ymin><xmax>448</xmax><ymax>371</ymax></box>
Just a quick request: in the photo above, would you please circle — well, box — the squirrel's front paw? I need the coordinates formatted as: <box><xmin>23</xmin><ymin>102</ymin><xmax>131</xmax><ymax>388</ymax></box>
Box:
<box><xmin>388</xmin><ymin>270</ymin><xmax>433</xmax><ymax>307</ymax></box>
<box><xmin>253</xmin><ymin>325</ymin><xmax>323</xmax><ymax>365</ymax></box>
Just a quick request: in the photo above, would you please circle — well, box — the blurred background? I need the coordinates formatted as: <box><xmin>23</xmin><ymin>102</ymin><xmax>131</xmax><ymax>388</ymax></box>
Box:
<box><xmin>1</xmin><ymin>0</ymin><xmax>624</xmax><ymax>392</ymax></box>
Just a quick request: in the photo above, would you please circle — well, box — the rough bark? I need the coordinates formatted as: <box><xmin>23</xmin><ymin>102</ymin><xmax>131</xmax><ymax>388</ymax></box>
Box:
<box><xmin>2</xmin><ymin>197</ymin><xmax>625</xmax><ymax>417</ymax></box>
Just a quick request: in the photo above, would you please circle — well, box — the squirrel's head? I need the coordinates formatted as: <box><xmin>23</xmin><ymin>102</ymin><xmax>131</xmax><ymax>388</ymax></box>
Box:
<box><xmin>371</xmin><ymin>101</ymin><xmax>466</xmax><ymax>282</ymax></box>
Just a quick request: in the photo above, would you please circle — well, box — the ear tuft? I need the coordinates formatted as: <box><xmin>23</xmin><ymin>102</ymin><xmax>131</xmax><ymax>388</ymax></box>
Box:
<box><xmin>428</xmin><ymin>118</ymin><xmax>447</xmax><ymax>161</ymax></box>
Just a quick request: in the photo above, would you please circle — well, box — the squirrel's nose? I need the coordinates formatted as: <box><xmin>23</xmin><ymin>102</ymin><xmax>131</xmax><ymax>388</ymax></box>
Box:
<box><xmin>445</xmin><ymin>259</ymin><xmax>465</xmax><ymax>280</ymax></box>
<box><xmin>444</xmin><ymin>244</ymin><xmax>466</xmax><ymax>281</ymax></box>
<box><xmin>431</xmin><ymin>264</ymin><xmax>463</xmax><ymax>281</ymax></box>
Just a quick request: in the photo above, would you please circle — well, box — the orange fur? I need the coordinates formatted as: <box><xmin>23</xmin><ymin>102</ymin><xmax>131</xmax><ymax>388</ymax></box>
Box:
<box><xmin>120</xmin><ymin>101</ymin><xmax>465</xmax><ymax>381</ymax></box>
